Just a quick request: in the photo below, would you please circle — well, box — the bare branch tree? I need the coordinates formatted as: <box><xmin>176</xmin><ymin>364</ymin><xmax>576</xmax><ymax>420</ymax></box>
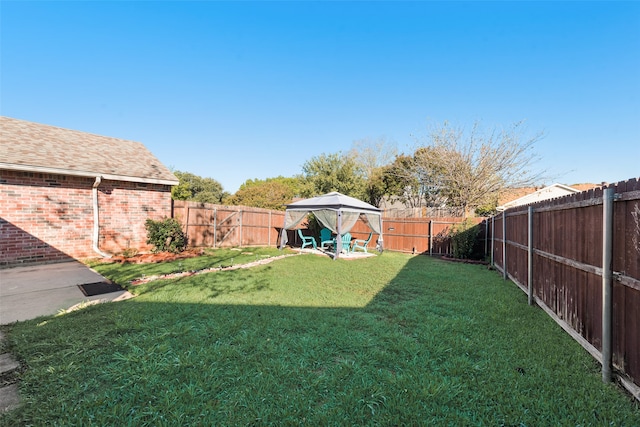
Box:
<box><xmin>348</xmin><ymin>137</ymin><xmax>398</xmax><ymax>181</ymax></box>
<box><xmin>348</xmin><ymin>137</ymin><xmax>398</xmax><ymax>207</ymax></box>
<box><xmin>414</xmin><ymin>120</ymin><xmax>545</xmax><ymax>216</ymax></box>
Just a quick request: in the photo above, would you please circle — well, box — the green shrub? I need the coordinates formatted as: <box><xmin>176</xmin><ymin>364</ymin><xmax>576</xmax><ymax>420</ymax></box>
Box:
<box><xmin>144</xmin><ymin>218</ymin><xmax>188</xmax><ymax>253</ymax></box>
<box><xmin>450</xmin><ymin>219</ymin><xmax>481</xmax><ymax>259</ymax></box>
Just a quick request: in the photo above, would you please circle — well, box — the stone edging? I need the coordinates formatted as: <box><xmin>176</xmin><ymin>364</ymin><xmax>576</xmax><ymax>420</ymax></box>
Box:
<box><xmin>0</xmin><ymin>331</ymin><xmax>21</xmax><ymax>413</ymax></box>
<box><xmin>130</xmin><ymin>253</ymin><xmax>299</xmax><ymax>286</ymax></box>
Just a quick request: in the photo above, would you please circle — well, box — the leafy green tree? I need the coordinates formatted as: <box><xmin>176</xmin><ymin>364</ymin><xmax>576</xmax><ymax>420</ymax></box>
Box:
<box><xmin>381</xmin><ymin>154</ymin><xmax>424</xmax><ymax>208</ymax></box>
<box><xmin>301</xmin><ymin>152</ymin><xmax>367</xmax><ymax>200</ymax></box>
<box><xmin>364</xmin><ymin>168</ymin><xmax>387</xmax><ymax>208</ymax></box>
<box><xmin>171</xmin><ymin>171</ymin><xmax>227</xmax><ymax>204</ymax></box>
<box><xmin>225</xmin><ymin>176</ymin><xmax>303</xmax><ymax>210</ymax></box>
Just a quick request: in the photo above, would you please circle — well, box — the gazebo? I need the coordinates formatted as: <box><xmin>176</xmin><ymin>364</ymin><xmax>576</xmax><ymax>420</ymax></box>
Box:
<box><xmin>279</xmin><ymin>192</ymin><xmax>383</xmax><ymax>258</ymax></box>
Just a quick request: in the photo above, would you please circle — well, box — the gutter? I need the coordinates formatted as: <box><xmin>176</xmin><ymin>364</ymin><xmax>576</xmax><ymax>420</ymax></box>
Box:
<box><xmin>0</xmin><ymin>162</ymin><xmax>179</xmax><ymax>186</ymax></box>
<box><xmin>92</xmin><ymin>176</ymin><xmax>111</xmax><ymax>258</ymax></box>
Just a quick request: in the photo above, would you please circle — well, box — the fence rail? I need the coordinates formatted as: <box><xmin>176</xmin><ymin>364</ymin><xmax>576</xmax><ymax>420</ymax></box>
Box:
<box><xmin>489</xmin><ymin>177</ymin><xmax>640</xmax><ymax>398</ymax></box>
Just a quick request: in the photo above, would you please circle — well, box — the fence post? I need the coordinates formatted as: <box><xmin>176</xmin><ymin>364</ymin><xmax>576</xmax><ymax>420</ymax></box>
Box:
<box><xmin>502</xmin><ymin>211</ymin><xmax>507</xmax><ymax>280</ymax></box>
<box><xmin>602</xmin><ymin>187</ymin><xmax>614</xmax><ymax>383</ymax></box>
<box><xmin>185</xmin><ymin>204</ymin><xmax>190</xmax><ymax>246</ymax></box>
<box><xmin>213</xmin><ymin>208</ymin><xmax>217</xmax><ymax>249</ymax></box>
<box><xmin>239</xmin><ymin>210</ymin><xmax>243</xmax><ymax>247</ymax></box>
<box><xmin>484</xmin><ymin>220</ymin><xmax>488</xmax><ymax>259</ymax></box>
<box><xmin>528</xmin><ymin>206</ymin><xmax>534</xmax><ymax>306</ymax></box>
<box><xmin>429</xmin><ymin>220</ymin><xmax>433</xmax><ymax>256</ymax></box>
<box><xmin>490</xmin><ymin>215</ymin><xmax>495</xmax><ymax>267</ymax></box>
<box><xmin>268</xmin><ymin>211</ymin><xmax>272</xmax><ymax>247</ymax></box>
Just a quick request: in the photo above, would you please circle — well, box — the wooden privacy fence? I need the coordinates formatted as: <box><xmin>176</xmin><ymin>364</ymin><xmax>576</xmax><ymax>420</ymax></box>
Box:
<box><xmin>173</xmin><ymin>201</ymin><xmax>285</xmax><ymax>248</ymax></box>
<box><xmin>173</xmin><ymin>200</ymin><xmax>483</xmax><ymax>255</ymax></box>
<box><xmin>351</xmin><ymin>217</ymin><xmax>485</xmax><ymax>255</ymax></box>
<box><xmin>490</xmin><ymin>178</ymin><xmax>640</xmax><ymax>398</ymax></box>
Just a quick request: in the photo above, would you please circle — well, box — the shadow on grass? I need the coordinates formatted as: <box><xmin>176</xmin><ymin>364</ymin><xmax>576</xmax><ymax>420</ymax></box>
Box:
<box><xmin>137</xmin><ymin>267</ymin><xmax>274</xmax><ymax>299</ymax></box>
<box><xmin>3</xmin><ymin>254</ymin><xmax>639</xmax><ymax>426</ymax></box>
<box><xmin>94</xmin><ymin>248</ymin><xmax>283</xmax><ymax>286</ymax></box>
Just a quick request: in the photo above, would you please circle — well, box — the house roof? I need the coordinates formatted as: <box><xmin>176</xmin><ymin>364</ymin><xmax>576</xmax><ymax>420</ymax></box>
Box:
<box><xmin>497</xmin><ymin>183</ymin><xmax>581</xmax><ymax>211</ymax></box>
<box><xmin>0</xmin><ymin>116</ymin><xmax>178</xmax><ymax>185</ymax></box>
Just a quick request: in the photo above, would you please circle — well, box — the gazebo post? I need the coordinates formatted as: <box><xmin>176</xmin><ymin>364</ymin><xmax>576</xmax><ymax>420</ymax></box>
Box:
<box><xmin>335</xmin><ymin>210</ymin><xmax>343</xmax><ymax>260</ymax></box>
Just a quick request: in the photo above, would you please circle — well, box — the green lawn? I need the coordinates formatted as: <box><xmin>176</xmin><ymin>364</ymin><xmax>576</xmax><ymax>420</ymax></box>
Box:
<box><xmin>2</xmin><ymin>250</ymin><xmax>639</xmax><ymax>426</ymax></box>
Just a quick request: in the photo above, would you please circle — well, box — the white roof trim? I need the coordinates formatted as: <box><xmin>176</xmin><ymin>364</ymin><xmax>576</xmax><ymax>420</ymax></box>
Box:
<box><xmin>0</xmin><ymin>162</ymin><xmax>179</xmax><ymax>186</ymax></box>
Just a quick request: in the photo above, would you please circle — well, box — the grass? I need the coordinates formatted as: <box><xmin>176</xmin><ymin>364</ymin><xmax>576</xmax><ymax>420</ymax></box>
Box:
<box><xmin>85</xmin><ymin>246</ymin><xmax>291</xmax><ymax>285</ymax></box>
<box><xmin>2</xmin><ymin>250</ymin><xmax>639</xmax><ymax>426</ymax></box>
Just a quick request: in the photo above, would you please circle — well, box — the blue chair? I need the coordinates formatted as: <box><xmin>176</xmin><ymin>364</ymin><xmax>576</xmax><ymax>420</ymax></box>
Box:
<box><xmin>352</xmin><ymin>233</ymin><xmax>373</xmax><ymax>253</ymax></box>
<box><xmin>297</xmin><ymin>229</ymin><xmax>317</xmax><ymax>250</ymax></box>
<box><xmin>337</xmin><ymin>232</ymin><xmax>352</xmax><ymax>254</ymax></box>
<box><xmin>320</xmin><ymin>228</ymin><xmax>334</xmax><ymax>250</ymax></box>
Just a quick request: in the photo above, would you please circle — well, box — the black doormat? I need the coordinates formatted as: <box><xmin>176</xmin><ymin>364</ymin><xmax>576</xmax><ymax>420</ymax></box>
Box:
<box><xmin>78</xmin><ymin>281</ymin><xmax>123</xmax><ymax>297</ymax></box>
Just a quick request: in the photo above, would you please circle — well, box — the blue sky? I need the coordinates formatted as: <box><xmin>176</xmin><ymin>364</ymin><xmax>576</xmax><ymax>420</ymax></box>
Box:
<box><xmin>2</xmin><ymin>1</ymin><xmax>639</xmax><ymax>193</ymax></box>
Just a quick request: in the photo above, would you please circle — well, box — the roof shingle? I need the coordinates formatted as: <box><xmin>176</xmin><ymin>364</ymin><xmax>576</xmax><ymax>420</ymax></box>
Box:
<box><xmin>0</xmin><ymin>116</ymin><xmax>178</xmax><ymax>185</ymax></box>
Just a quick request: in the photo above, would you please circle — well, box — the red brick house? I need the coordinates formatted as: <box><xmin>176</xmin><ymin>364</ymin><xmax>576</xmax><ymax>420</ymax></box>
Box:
<box><xmin>0</xmin><ymin>116</ymin><xmax>179</xmax><ymax>267</ymax></box>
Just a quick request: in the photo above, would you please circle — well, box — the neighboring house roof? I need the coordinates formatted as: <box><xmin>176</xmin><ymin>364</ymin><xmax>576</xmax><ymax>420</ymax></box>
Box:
<box><xmin>497</xmin><ymin>183</ymin><xmax>580</xmax><ymax>211</ymax></box>
<box><xmin>0</xmin><ymin>116</ymin><xmax>178</xmax><ymax>185</ymax></box>
<box><xmin>570</xmin><ymin>183</ymin><xmax>603</xmax><ymax>192</ymax></box>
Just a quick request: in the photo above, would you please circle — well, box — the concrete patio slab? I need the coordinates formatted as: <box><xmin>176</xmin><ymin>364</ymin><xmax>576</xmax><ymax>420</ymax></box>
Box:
<box><xmin>295</xmin><ymin>247</ymin><xmax>377</xmax><ymax>259</ymax></box>
<box><xmin>0</xmin><ymin>261</ymin><xmax>131</xmax><ymax>325</ymax></box>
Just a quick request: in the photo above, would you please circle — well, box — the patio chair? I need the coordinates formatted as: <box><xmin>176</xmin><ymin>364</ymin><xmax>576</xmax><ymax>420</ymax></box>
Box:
<box><xmin>337</xmin><ymin>232</ymin><xmax>352</xmax><ymax>254</ymax></box>
<box><xmin>352</xmin><ymin>232</ymin><xmax>373</xmax><ymax>253</ymax></box>
<box><xmin>320</xmin><ymin>228</ymin><xmax>334</xmax><ymax>250</ymax></box>
<box><xmin>297</xmin><ymin>229</ymin><xmax>317</xmax><ymax>250</ymax></box>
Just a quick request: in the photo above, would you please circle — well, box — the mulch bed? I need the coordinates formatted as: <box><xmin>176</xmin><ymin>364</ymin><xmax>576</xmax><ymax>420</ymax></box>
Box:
<box><xmin>108</xmin><ymin>249</ymin><xmax>205</xmax><ymax>264</ymax></box>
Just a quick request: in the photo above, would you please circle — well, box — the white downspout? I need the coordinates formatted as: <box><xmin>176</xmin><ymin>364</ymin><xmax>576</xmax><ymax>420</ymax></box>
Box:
<box><xmin>92</xmin><ymin>176</ymin><xmax>111</xmax><ymax>258</ymax></box>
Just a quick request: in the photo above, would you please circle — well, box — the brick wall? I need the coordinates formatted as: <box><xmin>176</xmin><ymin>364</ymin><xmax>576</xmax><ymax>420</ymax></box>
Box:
<box><xmin>96</xmin><ymin>180</ymin><xmax>173</xmax><ymax>254</ymax></box>
<box><xmin>0</xmin><ymin>170</ymin><xmax>172</xmax><ymax>267</ymax></box>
